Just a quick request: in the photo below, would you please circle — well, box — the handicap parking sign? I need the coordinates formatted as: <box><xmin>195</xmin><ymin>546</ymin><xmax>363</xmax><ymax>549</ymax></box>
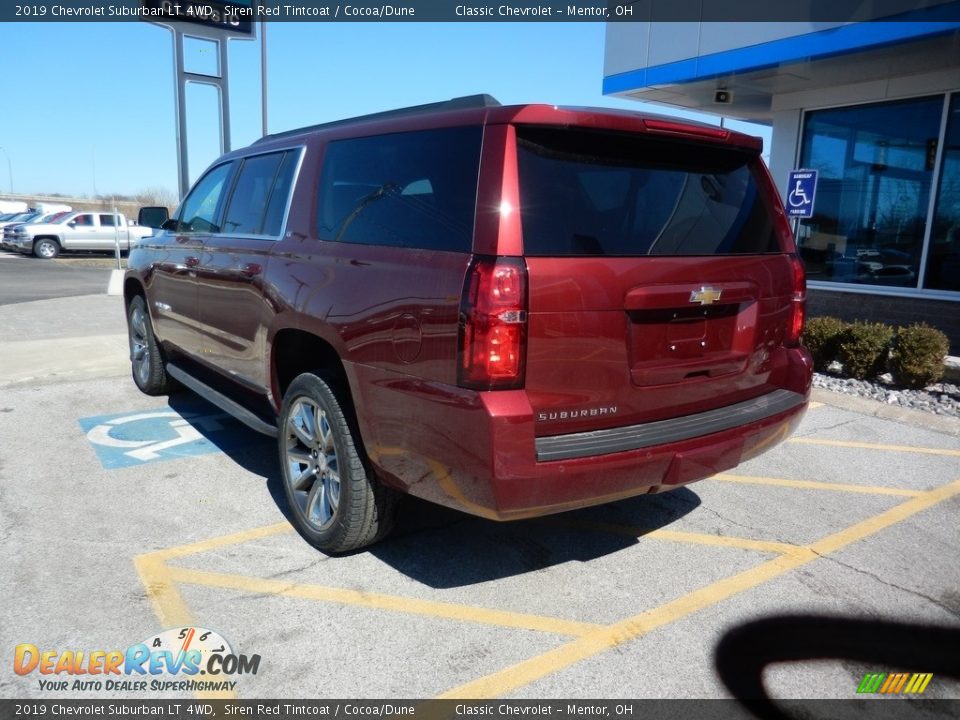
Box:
<box><xmin>786</xmin><ymin>169</ymin><xmax>818</xmax><ymax>218</ymax></box>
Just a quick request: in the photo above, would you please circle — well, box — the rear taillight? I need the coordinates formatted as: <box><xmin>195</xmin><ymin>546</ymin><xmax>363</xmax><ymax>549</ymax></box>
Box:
<box><xmin>458</xmin><ymin>256</ymin><xmax>528</xmax><ymax>390</ymax></box>
<box><xmin>786</xmin><ymin>254</ymin><xmax>806</xmax><ymax>347</ymax></box>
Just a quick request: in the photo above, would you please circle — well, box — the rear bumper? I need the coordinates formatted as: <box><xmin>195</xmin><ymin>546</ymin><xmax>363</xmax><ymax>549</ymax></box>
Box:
<box><xmin>348</xmin><ymin>352</ymin><xmax>811</xmax><ymax>520</ymax></box>
<box><xmin>536</xmin><ymin>389</ymin><xmax>805</xmax><ymax>462</ymax></box>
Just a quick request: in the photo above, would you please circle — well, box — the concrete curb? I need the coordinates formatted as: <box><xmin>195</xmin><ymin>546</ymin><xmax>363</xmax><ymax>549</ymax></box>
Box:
<box><xmin>811</xmin><ymin>387</ymin><xmax>960</xmax><ymax>437</ymax></box>
<box><xmin>0</xmin><ymin>334</ymin><xmax>129</xmax><ymax>387</ymax></box>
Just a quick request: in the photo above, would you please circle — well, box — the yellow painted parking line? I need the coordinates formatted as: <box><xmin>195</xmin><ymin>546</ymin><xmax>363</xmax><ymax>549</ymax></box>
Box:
<box><xmin>809</xmin><ymin>478</ymin><xmax>960</xmax><ymax>555</ymax></box>
<box><xmin>712</xmin><ymin>473</ymin><xmax>924</xmax><ymax>497</ymax></box>
<box><xmin>541</xmin><ymin>518</ymin><xmax>806</xmax><ymax>557</ymax></box>
<box><xmin>134</xmin><ymin>554</ymin><xmax>198</xmax><ymax>631</ymax></box>
<box><xmin>789</xmin><ymin>437</ymin><xmax>960</xmax><ymax>457</ymax></box>
<box><xmin>808</xmin><ymin>401</ymin><xmax>824</xmax><ymax>409</ymax></box>
<box><xmin>166</xmin><ymin>566</ymin><xmax>602</xmax><ymax>637</ymax></box>
<box><xmin>648</xmin><ymin>529</ymin><xmax>809</xmax><ymax>557</ymax></box>
<box><xmin>146</xmin><ymin>522</ymin><xmax>293</xmax><ymax>561</ymax></box>
<box><xmin>134</xmin><ymin>524</ymin><xmax>291</xmax><ymax>701</ymax></box>
<box><xmin>133</xmin><ymin>554</ymin><xmax>236</xmax><ymax>700</ymax></box>
<box><xmin>436</xmin><ymin>478</ymin><xmax>960</xmax><ymax>699</ymax></box>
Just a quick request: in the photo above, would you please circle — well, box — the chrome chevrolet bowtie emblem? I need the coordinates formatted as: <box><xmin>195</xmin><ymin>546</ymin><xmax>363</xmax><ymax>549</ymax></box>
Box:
<box><xmin>689</xmin><ymin>287</ymin><xmax>723</xmax><ymax>305</ymax></box>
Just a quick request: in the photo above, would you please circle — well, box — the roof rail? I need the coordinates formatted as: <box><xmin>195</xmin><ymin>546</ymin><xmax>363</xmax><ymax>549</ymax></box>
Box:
<box><xmin>255</xmin><ymin>94</ymin><xmax>501</xmax><ymax>144</ymax></box>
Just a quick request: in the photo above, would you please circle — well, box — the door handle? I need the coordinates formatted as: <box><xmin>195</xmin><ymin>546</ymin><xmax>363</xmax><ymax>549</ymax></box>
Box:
<box><xmin>239</xmin><ymin>262</ymin><xmax>263</xmax><ymax>278</ymax></box>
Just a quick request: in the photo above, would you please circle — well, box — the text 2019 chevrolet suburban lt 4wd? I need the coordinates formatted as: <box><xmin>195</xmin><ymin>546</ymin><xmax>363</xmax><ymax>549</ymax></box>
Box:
<box><xmin>124</xmin><ymin>95</ymin><xmax>813</xmax><ymax>553</ymax></box>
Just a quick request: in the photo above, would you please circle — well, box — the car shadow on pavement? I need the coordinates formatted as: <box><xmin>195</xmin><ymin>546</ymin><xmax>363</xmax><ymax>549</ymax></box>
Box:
<box><xmin>164</xmin><ymin>393</ymin><xmax>701</xmax><ymax>589</ymax></box>
<box><xmin>368</xmin><ymin>488</ymin><xmax>702</xmax><ymax>588</ymax></box>
<box><xmin>165</xmin><ymin>393</ymin><xmax>291</xmax><ymax>523</ymax></box>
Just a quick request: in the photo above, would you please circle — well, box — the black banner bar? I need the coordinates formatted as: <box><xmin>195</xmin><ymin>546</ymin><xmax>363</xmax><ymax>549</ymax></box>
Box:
<box><xmin>1</xmin><ymin>700</ymin><xmax>959</xmax><ymax>720</ymax></box>
<box><xmin>3</xmin><ymin>0</ymin><xmax>960</xmax><ymax>23</ymax></box>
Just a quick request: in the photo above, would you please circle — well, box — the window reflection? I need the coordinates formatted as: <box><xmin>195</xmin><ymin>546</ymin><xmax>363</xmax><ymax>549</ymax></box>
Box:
<box><xmin>797</xmin><ymin>97</ymin><xmax>943</xmax><ymax>289</ymax></box>
<box><xmin>925</xmin><ymin>95</ymin><xmax>960</xmax><ymax>291</ymax></box>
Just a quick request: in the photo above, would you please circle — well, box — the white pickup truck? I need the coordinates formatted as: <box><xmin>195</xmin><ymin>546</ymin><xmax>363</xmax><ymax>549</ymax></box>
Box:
<box><xmin>9</xmin><ymin>211</ymin><xmax>154</xmax><ymax>259</ymax></box>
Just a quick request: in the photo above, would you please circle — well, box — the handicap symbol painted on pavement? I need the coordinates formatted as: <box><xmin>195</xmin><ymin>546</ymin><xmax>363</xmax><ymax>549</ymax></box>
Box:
<box><xmin>78</xmin><ymin>408</ymin><xmax>245</xmax><ymax>469</ymax></box>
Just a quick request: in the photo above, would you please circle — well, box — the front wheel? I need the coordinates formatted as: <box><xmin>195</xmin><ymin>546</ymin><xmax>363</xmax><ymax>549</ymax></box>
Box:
<box><xmin>33</xmin><ymin>238</ymin><xmax>60</xmax><ymax>259</ymax></box>
<box><xmin>279</xmin><ymin>373</ymin><xmax>398</xmax><ymax>553</ymax></box>
<box><xmin>127</xmin><ymin>295</ymin><xmax>176</xmax><ymax>395</ymax></box>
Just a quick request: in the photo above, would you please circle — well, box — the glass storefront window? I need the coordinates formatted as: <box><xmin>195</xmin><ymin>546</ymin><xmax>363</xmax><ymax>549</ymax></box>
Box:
<box><xmin>925</xmin><ymin>95</ymin><xmax>960</xmax><ymax>291</ymax></box>
<box><xmin>797</xmin><ymin>96</ymin><xmax>944</xmax><ymax>290</ymax></box>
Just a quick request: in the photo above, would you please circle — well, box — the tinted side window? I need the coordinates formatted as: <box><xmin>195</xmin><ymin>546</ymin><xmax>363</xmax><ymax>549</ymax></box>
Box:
<box><xmin>72</xmin><ymin>214</ymin><xmax>94</xmax><ymax>227</ymax></box>
<box><xmin>222</xmin><ymin>153</ymin><xmax>283</xmax><ymax>236</ymax></box>
<box><xmin>99</xmin><ymin>214</ymin><xmax>117</xmax><ymax>227</ymax></box>
<box><xmin>261</xmin><ymin>151</ymin><xmax>299</xmax><ymax>237</ymax></box>
<box><xmin>177</xmin><ymin>162</ymin><xmax>233</xmax><ymax>233</ymax></box>
<box><xmin>316</xmin><ymin>127</ymin><xmax>482</xmax><ymax>252</ymax></box>
<box><xmin>516</xmin><ymin>127</ymin><xmax>778</xmax><ymax>257</ymax></box>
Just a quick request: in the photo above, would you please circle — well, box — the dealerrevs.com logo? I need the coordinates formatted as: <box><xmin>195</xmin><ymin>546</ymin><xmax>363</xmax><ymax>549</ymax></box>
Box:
<box><xmin>857</xmin><ymin>672</ymin><xmax>934</xmax><ymax>695</ymax></box>
<box><xmin>14</xmin><ymin>627</ymin><xmax>260</xmax><ymax>693</ymax></box>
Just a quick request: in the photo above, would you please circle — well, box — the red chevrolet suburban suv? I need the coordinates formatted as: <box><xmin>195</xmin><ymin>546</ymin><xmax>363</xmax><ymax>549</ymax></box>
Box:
<box><xmin>124</xmin><ymin>95</ymin><xmax>813</xmax><ymax>552</ymax></box>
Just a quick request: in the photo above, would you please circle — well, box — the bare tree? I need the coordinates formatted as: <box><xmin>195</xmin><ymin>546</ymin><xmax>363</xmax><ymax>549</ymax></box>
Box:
<box><xmin>134</xmin><ymin>187</ymin><xmax>178</xmax><ymax>210</ymax></box>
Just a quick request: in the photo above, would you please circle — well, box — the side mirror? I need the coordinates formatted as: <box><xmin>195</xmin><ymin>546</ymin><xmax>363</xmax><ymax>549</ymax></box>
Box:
<box><xmin>160</xmin><ymin>218</ymin><xmax>179</xmax><ymax>232</ymax></box>
<box><xmin>138</xmin><ymin>206</ymin><xmax>170</xmax><ymax>229</ymax></box>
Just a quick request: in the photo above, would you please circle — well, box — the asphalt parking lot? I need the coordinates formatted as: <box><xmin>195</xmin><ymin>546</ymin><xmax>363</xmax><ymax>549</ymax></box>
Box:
<box><xmin>0</xmin><ymin>250</ymin><xmax>120</xmax><ymax>305</ymax></box>
<box><xmin>1</xmin><ymin>272</ymin><xmax>958</xmax><ymax>702</ymax></box>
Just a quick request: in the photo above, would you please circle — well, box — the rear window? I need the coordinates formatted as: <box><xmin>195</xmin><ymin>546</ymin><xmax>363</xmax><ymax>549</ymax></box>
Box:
<box><xmin>516</xmin><ymin>127</ymin><xmax>779</xmax><ymax>257</ymax></box>
<box><xmin>316</xmin><ymin>126</ymin><xmax>482</xmax><ymax>252</ymax></box>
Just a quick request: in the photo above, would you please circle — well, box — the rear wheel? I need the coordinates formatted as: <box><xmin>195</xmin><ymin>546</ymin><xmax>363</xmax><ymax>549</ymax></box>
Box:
<box><xmin>127</xmin><ymin>295</ymin><xmax>176</xmax><ymax>395</ymax></box>
<box><xmin>279</xmin><ymin>373</ymin><xmax>398</xmax><ymax>553</ymax></box>
<box><xmin>33</xmin><ymin>238</ymin><xmax>60</xmax><ymax>259</ymax></box>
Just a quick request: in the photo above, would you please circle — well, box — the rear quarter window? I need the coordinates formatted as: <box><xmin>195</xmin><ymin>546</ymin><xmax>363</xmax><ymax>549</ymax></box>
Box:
<box><xmin>516</xmin><ymin>126</ymin><xmax>779</xmax><ymax>257</ymax></box>
<box><xmin>316</xmin><ymin>126</ymin><xmax>482</xmax><ymax>252</ymax></box>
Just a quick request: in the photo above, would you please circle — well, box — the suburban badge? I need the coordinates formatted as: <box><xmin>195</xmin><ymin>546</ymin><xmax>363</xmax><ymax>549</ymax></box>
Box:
<box><xmin>538</xmin><ymin>407</ymin><xmax>618</xmax><ymax>422</ymax></box>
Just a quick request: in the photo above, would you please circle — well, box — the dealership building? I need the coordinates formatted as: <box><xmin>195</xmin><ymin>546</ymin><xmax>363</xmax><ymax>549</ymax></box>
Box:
<box><xmin>604</xmin><ymin>12</ymin><xmax>960</xmax><ymax>351</ymax></box>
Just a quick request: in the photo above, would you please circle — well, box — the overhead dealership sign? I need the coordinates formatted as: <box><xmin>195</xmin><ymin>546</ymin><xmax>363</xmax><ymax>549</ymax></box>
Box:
<box><xmin>139</xmin><ymin>0</ymin><xmax>255</xmax><ymax>35</ymax></box>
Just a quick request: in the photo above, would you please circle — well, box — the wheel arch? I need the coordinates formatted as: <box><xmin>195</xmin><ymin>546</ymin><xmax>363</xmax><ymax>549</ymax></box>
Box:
<box><xmin>271</xmin><ymin>328</ymin><xmax>351</xmax><ymax>412</ymax></box>
<box><xmin>123</xmin><ymin>276</ymin><xmax>146</xmax><ymax>310</ymax></box>
<box><xmin>32</xmin><ymin>235</ymin><xmax>62</xmax><ymax>252</ymax></box>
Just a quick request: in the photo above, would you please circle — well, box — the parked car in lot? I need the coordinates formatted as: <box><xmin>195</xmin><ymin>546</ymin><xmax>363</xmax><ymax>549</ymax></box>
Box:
<box><xmin>8</xmin><ymin>210</ymin><xmax>153</xmax><ymax>258</ymax></box>
<box><xmin>124</xmin><ymin>96</ymin><xmax>813</xmax><ymax>552</ymax></box>
<box><xmin>0</xmin><ymin>211</ymin><xmax>40</xmax><ymax>230</ymax></box>
<box><xmin>2</xmin><ymin>211</ymin><xmax>71</xmax><ymax>251</ymax></box>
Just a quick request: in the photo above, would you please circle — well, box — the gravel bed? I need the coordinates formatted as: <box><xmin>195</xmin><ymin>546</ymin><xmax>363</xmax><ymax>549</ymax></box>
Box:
<box><xmin>813</xmin><ymin>371</ymin><xmax>960</xmax><ymax>418</ymax></box>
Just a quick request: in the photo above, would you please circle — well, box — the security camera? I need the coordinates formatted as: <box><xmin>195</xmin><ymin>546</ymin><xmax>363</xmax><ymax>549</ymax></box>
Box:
<box><xmin>714</xmin><ymin>89</ymin><xmax>733</xmax><ymax>104</ymax></box>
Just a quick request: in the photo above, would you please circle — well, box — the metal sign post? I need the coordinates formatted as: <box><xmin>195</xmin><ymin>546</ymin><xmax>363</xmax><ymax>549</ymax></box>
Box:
<box><xmin>113</xmin><ymin>204</ymin><xmax>122</xmax><ymax>268</ymax></box>
<box><xmin>171</xmin><ymin>28</ymin><xmax>234</xmax><ymax>198</ymax></box>
<box><xmin>142</xmin><ymin>4</ymin><xmax>259</xmax><ymax>199</ymax></box>
<box><xmin>107</xmin><ymin>204</ymin><xmax>124</xmax><ymax>296</ymax></box>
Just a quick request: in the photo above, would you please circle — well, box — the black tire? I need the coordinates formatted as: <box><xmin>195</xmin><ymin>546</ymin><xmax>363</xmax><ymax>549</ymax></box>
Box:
<box><xmin>127</xmin><ymin>295</ymin><xmax>176</xmax><ymax>395</ymax></box>
<box><xmin>33</xmin><ymin>238</ymin><xmax>60</xmax><ymax>259</ymax></box>
<box><xmin>278</xmin><ymin>373</ymin><xmax>399</xmax><ymax>553</ymax></box>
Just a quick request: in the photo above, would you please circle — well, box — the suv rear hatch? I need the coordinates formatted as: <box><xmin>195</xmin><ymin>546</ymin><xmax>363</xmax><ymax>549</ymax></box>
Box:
<box><xmin>515</xmin><ymin>123</ymin><xmax>804</xmax><ymax>438</ymax></box>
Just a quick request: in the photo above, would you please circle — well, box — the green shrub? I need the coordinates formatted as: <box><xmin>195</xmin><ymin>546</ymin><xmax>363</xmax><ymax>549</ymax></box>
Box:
<box><xmin>837</xmin><ymin>321</ymin><xmax>894</xmax><ymax>380</ymax></box>
<box><xmin>802</xmin><ymin>316</ymin><xmax>847</xmax><ymax>371</ymax></box>
<box><xmin>889</xmin><ymin>323</ymin><xmax>949</xmax><ymax>388</ymax></box>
